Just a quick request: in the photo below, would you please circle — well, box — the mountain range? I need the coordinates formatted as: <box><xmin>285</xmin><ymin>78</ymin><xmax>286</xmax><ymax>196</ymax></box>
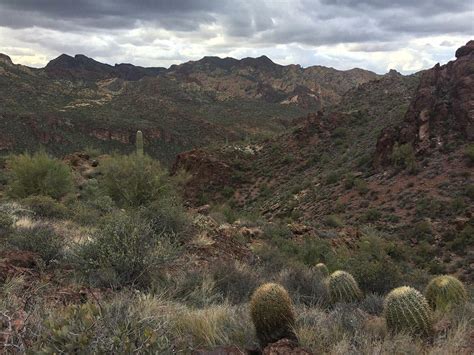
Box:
<box><xmin>1</xmin><ymin>51</ymin><xmax>383</xmax><ymax>163</ymax></box>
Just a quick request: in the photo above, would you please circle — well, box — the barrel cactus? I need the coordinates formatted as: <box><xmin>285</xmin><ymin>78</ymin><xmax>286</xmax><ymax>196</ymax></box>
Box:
<box><xmin>250</xmin><ymin>283</ymin><xmax>297</xmax><ymax>348</ymax></box>
<box><xmin>384</xmin><ymin>286</ymin><xmax>433</xmax><ymax>336</ymax></box>
<box><xmin>136</xmin><ymin>130</ymin><xmax>144</xmax><ymax>156</ymax></box>
<box><xmin>327</xmin><ymin>270</ymin><xmax>363</xmax><ymax>304</ymax></box>
<box><xmin>315</xmin><ymin>263</ymin><xmax>329</xmax><ymax>277</ymax></box>
<box><xmin>425</xmin><ymin>275</ymin><xmax>467</xmax><ymax>312</ymax></box>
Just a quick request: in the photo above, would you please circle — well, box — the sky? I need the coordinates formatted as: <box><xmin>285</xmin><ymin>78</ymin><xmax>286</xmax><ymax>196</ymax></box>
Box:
<box><xmin>0</xmin><ymin>0</ymin><xmax>472</xmax><ymax>74</ymax></box>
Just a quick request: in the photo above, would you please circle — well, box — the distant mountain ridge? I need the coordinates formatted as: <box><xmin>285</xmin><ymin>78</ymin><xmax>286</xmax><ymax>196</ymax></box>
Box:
<box><xmin>0</xmin><ymin>51</ymin><xmax>402</xmax><ymax>163</ymax></box>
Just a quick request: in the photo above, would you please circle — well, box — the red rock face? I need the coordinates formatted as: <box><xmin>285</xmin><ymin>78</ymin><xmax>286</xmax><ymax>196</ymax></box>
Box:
<box><xmin>374</xmin><ymin>40</ymin><xmax>474</xmax><ymax>168</ymax></box>
<box><xmin>171</xmin><ymin>149</ymin><xmax>232</xmax><ymax>202</ymax></box>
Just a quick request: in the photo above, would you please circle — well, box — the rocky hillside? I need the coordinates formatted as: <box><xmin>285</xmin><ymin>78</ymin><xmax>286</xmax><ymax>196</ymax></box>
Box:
<box><xmin>173</xmin><ymin>42</ymin><xmax>473</xmax><ymax>281</ymax></box>
<box><xmin>0</xmin><ymin>52</ymin><xmax>379</xmax><ymax>163</ymax></box>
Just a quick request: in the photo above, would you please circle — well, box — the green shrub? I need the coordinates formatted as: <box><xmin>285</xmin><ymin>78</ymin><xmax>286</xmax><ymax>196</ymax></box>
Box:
<box><xmin>465</xmin><ymin>144</ymin><xmax>474</xmax><ymax>165</ymax></box>
<box><xmin>212</xmin><ymin>261</ymin><xmax>259</xmax><ymax>304</ymax></box>
<box><xmin>425</xmin><ymin>275</ymin><xmax>468</xmax><ymax>312</ymax></box>
<box><xmin>250</xmin><ymin>283</ymin><xmax>297</xmax><ymax>348</ymax></box>
<box><xmin>324</xmin><ymin>215</ymin><xmax>343</xmax><ymax>228</ymax></box>
<box><xmin>100</xmin><ymin>154</ymin><xmax>170</xmax><ymax>208</ymax></box>
<box><xmin>7</xmin><ymin>151</ymin><xmax>73</xmax><ymax>199</ymax></box>
<box><xmin>8</xmin><ymin>223</ymin><xmax>63</xmax><ymax>264</ymax></box>
<box><xmin>354</xmin><ymin>178</ymin><xmax>369</xmax><ymax>195</ymax></box>
<box><xmin>384</xmin><ymin>286</ymin><xmax>433</xmax><ymax>336</ymax></box>
<box><xmin>0</xmin><ymin>211</ymin><xmax>14</xmax><ymax>236</ymax></box>
<box><xmin>342</xmin><ymin>235</ymin><xmax>402</xmax><ymax>294</ymax></box>
<box><xmin>22</xmin><ymin>195</ymin><xmax>69</xmax><ymax>219</ymax></box>
<box><xmin>391</xmin><ymin>143</ymin><xmax>417</xmax><ymax>173</ymax></box>
<box><xmin>448</xmin><ymin>223</ymin><xmax>474</xmax><ymax>254</ymax></box>
<box><xmin>360</xmin><ymin>208</ymin><xmax>381</xmax><ymax>223</ymax></box>
<box><xmin>77</xmin><ymin>211</ymin><xmax>177</xmax><ymax>288</ymax></box>
<box><xmin>327</xmin><ymin>270</ymin><xmax>363</xmax><ymax>304</ymax></box>
<box><xmin>139</xmin><ymin>197</ymin><xmax>192</xmax><ymax>241</ymax></box>
<box><xmin>38</xmin><ymin>302</ymin><xmax>100</xmax><ymax>353</ymax></box>
<box><xmin>279</xmin><ymin>265</ymin><xmax>329</xmax><ymax>306</ymax></box>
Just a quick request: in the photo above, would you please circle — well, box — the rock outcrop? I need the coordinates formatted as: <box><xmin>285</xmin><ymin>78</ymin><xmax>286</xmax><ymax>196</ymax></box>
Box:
<box><xmin>374</xmin><ymin>40</ymin><xmax>474</xmax><ymax>167</ymax></box>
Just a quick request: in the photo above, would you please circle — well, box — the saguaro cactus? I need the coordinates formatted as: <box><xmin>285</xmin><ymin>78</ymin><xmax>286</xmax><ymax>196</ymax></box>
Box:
<box><xmin>425</xmin><ymin>275</ymin><xmax>467</xmax><ymax>312</ymax></box>
<box><xmin>327</xmin><ymin>270</ymin><xmax>363</xmax><ymax>304</ymax></box>
<box><xmin>250</xmin><ymin>283</ymin><xmax>297</xmax><ymax>348</ymax></box>
<box><xmin>384</xmin><ymin>286</ymin><xmax>433</xmax><ymax>336</ymax></box>
<box><xmin>136</xmin><ymin>130</ymin><xmax>144</xmax><ymax>156</ymax></box>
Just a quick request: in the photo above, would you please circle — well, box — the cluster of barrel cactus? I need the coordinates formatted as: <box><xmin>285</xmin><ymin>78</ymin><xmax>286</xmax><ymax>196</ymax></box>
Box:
<box><xmin>384</xmin><ymin>286</ymin><xmax>433</xmax><ymax>336</ymax></box>
<box><xmin>250</xmin><ymin>283</ymin><xmax>297</xmax><ymax>348</ymax></box>
<box><xmin>249</xmin><ymin>267</ymin><xmax>468</xmax><ymax>346</ymax></box>
<box><xmin>424</xmin><ymin>275</ymin><xmax>467</xmax><ymax>312</ymax></box>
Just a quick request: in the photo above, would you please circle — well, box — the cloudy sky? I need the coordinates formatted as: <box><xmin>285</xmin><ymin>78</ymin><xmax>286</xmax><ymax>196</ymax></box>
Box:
<box><xmin>0</xmin><ymin>0</ymin><xmax>472</xmax><ymax>74</ymax></box>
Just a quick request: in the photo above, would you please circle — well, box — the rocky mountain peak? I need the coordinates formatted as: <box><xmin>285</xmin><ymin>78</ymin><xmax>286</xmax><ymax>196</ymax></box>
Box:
<box><xmin>0</xmin><ymin>53</ymin><xmax>14</xmax><ymax>66</ymax></box>
<box><xmin>455</xmin><ymin>40</ymin><xmax>474</xmax><ymax>58</ymax></box>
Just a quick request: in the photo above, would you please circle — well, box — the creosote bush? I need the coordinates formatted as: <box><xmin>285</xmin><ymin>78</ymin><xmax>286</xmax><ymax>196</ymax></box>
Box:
<box><xmin>384</xmin><ymin>286</ymin><xmax>433</xmax><ymax>336</ymax></box>
<box><xmin>77</xmin><ymin>211</ymin><xmax>177</xmax><ymax>288</ymax></box>
<box><xmin>424</xmin><ymin>275</ymin><xmax>467</xmax><ymax>312</ymax></box>
<box><xmin>7</xmin><ymin>151</ymin><xmax>73</xmax><ymax>199</ymax></box>
<box><xmin>250</xmin><ymin>283</ymin><xmax>297</xmax><ymax>348</ymax></box>
<box><xmin>100</xmin><ymin>154</ymin><xmax>170</xmax><ymax>208</ymax></box>
<box><xmin>8</xmin><ymin>223</ymin><xmax>63</xmax><ymax>264</ymax></box>
<box><xmin>22</xmin><ymin>195</ymin><xmax>70</xmax><ymax>219</ymax></box>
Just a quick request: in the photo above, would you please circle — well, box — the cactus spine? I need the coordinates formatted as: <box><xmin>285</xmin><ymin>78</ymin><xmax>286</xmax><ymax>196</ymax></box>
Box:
<box><xmin>327</xmin><ymin>270</ymin><xmax>363</xmax><ymax>304</ymax></box>
<box><xmin>425</xmin><ymin>275</ymin><xmax>467</xmax><ymax>312</ymax></box>
<box><xmin>136</xmin><ymin>130</ymin><xmax>144</xmax><ymax>156</ymax></box>
<box><xmin>250</xmin><ymin>283</ymin><xmax>297</xmax><ymax>348</ymax></box>
<box><xmin>315</xmin><ymin>263</ymin><xmax>329</xmax><ymax>277</ymax></box>
<box><xmin>384</xmin><ymin>286</ymin><xmax>433</xmax><ymax>336</ymax></box>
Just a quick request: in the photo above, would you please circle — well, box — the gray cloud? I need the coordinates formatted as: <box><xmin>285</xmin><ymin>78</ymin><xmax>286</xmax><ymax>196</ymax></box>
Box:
<box><xmin>0</xmin><ymin>0</ymin><xmax>471</xmax><ymax>73</ymax></box>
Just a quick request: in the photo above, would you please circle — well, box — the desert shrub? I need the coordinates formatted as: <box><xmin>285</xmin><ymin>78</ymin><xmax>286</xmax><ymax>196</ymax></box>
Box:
<box><xmin>21</xmin><ymin>195</ymin><xmax>70</xmax><ymax>219</ymax></box>
<box><xmin>465</xmin><ymin>144</ymin><xmax>474</xmax><ymax>165</ymax></box>
<box><xmin>448</xmin><ymin>223</ymin><xmax>474</xmax><ymax>254</ymax></box>
<box><xmin>325</xmin><ymin>171</ymin><xmax>342</xmax><ymax>185</ymax></box>
<box><xmin>34</xmin><ymin>295</ymin><xmax>175</xmax><ymax>353</ymax></box>
<box><xmin>391</xmin><ymin>143</ymin><xmax>417</xmax><ymax>172</ymax></box>
<box><xmin>410</xmin><ymin>221</ymin><xmax>434</xmax><ymax>242</ymax></box>
<box><xmin>464</xmin><ymin>184</ymin><xmax>474</xmax><ymax>200</ymax></box>
<box><xmin>139</xmin><ymin>197</ymin><xmax>192</xmax><ymax>241</ymax></box>
<box><xmin>211</xmin><ymin>261</ymin><xmax>260</xmax><ymax>304</ymax></box>
<box><xmin>360</xmin><ymin>208</ymin><xmax>381</xmax><ymax>223</ymax></box>
<box><xmin>163</xmin><ymin>269</ymin><xmax>223</xmax><ymax>307</ymax></box>
<box><xmin>0</xmin><ymin>211</ymin><xmax>14</xmax><ymax>237</ymax></box>
<box><xmin>8</xmin><ymin>223</ymin><xmax>63</xmax><ymax>264</ymax></box>
<box><xmin>354</xmin><ymin>178</ymin><xmax>369</xmax><ymax>194</ymax></box>
<box><xmin>344</xmin><ymin>173</ymin><xmax>355</xmax><ymax>189</ymax></box>
<box><xmin>278</xmin><ymin>265</ymin><xmax>329</xmax><ymax>306</ymax></box>
<box><xmin>100</xmin><ymin>154</ymin><xmax>171</xmax><ymax>208</ymax></box>
<box><xmin>360</xmin><ymin>293</ymin><xmax>385</xmax><ymax>316</ymax></box>
<box><xmin>7</xmin><ymin>151</ymin><xmax>73</xmax><ymax>199</ymax></box>
<box><xmin>324</xmin><ymin>214</ymin><xmax>343</xmax><ymax>228</ymax></box>
<box><xmin>341</xmin><ymin>235</ymin><xmax>402</xmax><ymax>294</ymax></box>
<box><xmin>38</xmin><ymin>302</ymin><xmax>101</xmax><ymax>353</ymax></box>
<box><xmin>77</xmin><ymin>211</ymin><xmax>177</xmax><ymax>288</ymax></box>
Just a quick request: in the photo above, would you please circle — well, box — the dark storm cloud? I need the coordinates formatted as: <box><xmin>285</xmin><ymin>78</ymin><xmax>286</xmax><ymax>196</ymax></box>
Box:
<box><xmin>0</xmin><ymin>0</ymin><xmax>226</xmax><ymax>31</ymax></box>
<box><xmin>0</xmin><ymin>0</ymin><xmax>471</xmax><ymax>44</ymax></box>
<box><xmin>0</xmin><ymin>0</ymin><xmax>471</xmax><ymax>73</ymax></box>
